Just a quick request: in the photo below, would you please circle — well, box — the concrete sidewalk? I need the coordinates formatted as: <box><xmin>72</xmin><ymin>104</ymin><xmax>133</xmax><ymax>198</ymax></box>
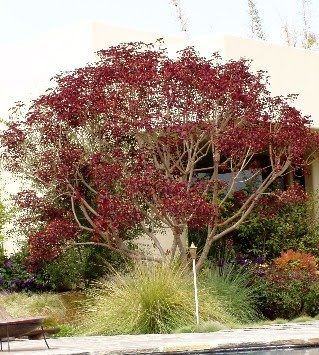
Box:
<box><xmin>2</xmin><ymin>321</ymin><xmax>319</xmax><ymax>354</ymax></box>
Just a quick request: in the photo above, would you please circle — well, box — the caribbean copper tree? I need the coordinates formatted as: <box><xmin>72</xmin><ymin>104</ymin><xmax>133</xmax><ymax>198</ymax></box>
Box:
<box><xmin>1</xmin><ymin>42</ymin><xmax>317</xmax><ymax>270</ymax></box>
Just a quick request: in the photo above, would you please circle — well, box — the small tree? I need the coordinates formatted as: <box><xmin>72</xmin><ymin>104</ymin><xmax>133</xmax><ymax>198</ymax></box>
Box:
<box><xmin>1</xmin><ymin>42</ymin><xmax>318</xmax><ymax>270</ymax></box>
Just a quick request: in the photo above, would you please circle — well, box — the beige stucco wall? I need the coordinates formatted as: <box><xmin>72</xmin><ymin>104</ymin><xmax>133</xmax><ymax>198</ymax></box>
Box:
<box><xmin>91</xmin><ymin>22</ymin><xmax>183</xmax><ymax>56</ymax></box>
<box><xmin>134</xmin><ymin>229</ymin><xmax>174</xmax><ymax>258</ymax></box>
<box><xmin>305</xmin><ymin>158</ymin><xmax>319</xmax><ymax>195</ymax></box>
<box><xmin>193</xmin><ymin>34</ymin><xmax>319</xmax><ymax>127</ymax></box>
<box><xmin>222</xmin><ymin>35</ymin><xmax>319</xmax><ymax>128</ymax></box>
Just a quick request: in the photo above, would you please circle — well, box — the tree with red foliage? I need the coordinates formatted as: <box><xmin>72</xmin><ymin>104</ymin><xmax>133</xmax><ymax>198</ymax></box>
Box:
<box><xmin>1</xmin><ymin>41</ymin><xmax>318</xmax><ymax>270</ymax></box>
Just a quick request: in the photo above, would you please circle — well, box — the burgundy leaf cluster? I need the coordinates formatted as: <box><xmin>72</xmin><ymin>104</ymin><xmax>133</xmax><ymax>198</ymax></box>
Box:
<box><xmin>28</xmin><ymin>218</ymin><xmax>79</xmax><ymax>270</ymax></box>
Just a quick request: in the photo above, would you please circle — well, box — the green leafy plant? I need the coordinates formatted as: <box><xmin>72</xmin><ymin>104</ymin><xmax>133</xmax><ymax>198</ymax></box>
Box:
<box><xmin>0</xmin><ymin>248</ymin><xmax>45</xmax><ymax>291</ymax></box>
<box><xmin>235</xmin><ymin>196</ymin><xmax>319</xmax><ymax>260</ymax></box>
<box><xmin>35</xmin><ymin>243</ymin><xmax>127</xmax><ymax>291</ymax></box>
<box><xmin>0</xmin><ymin>235</ymin><xmax>5</xmax><ymax>265</ymax></box>
<box><xmin>40</xmin><ymin>246</ymin><xmax>117</xmax><ymax>291</ymax></box>
<box><xmin>303</xmin><ymin>282</ymin><xmax>319</xmax><ymax>317</ymax></box>
<box><xmin>0</xmin><ymin>201</ymin><xmax>8</xmax><ymax>264</ymax></box>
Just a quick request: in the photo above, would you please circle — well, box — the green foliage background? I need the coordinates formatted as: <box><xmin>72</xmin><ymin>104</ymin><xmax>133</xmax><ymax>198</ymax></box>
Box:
<box><xmin>235</xmin><ymin>197</ymin><xmax>319</xmax><ymax>260</ymax></box>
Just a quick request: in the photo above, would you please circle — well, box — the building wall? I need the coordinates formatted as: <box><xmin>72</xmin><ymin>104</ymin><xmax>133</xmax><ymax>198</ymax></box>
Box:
<box><xmin>222</xmin><ymin>35</ymin><xmax>319</xmax><ymax>128</ymax></box>
<box><xmin>91</xmin><ymin>22</ymin><xmax>184</xmax><ymax>56</ymax></box>
<box><xmin>305</xmin><ymin>158</ymin><xmax>319</xmax><ymax>195</ymax></box>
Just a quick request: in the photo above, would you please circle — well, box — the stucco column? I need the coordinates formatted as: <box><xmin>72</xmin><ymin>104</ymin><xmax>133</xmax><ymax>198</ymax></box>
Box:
<box><xmin>304</xmin><ymin>158</ymin><xmax>319</xmax><ymax>195</ymax></box>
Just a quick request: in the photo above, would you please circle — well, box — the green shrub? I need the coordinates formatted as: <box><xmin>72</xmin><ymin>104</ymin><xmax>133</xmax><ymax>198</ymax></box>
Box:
<box><xmin>40</xmin><ymin>248</ymin><xmax>89</xmax><ymax>291</ymax></box>
<box><xmin>253</xmin><ymin>250</ymin><xmax>319</xmax><ymax>319</ymax></box>
<box><xmin>0</xmin><ymin>235</ymin><xmax>4</xmax><ymax>264</ymax></box>
<box><xmin>0</xmin><ymin>248</ymin><xmax>45</xmax><ymax>291</ymax></box>
<box><xmin>189</xmin><ymin>195</ymin><xmax>319</xmax><ymax>272</ymax></box>
<box><xmin>235</xmin><ymin>197</ymin><xmax>319</xmax><ymax>260</ymax></box>
<box><xmin>303</xmin><ymin>282</ymin><xmax>319</xmax><ymax>317</ymax></box>
<box><xmin>79</xmin><ymin>262</ymin><xmax>260</xmax><ymax>335</ymax></box>
<box><xmin>56</xmin><ymin>324</ymin><xmax>78</xmax><ymax>337</ymax></box>
<box><xmin>256</xmin><ymin>279</ymin><xmax>304</xmax><ymax>320</ymax></box>
<box><xmin>0</xmin><ymin>201</ymin><xmax>7</xmax><ymax>264</ymax></box>
<box><xmin>39</xmin><ymin>245</ymin><xmax>126</xmax><ymax>291</ymax></box>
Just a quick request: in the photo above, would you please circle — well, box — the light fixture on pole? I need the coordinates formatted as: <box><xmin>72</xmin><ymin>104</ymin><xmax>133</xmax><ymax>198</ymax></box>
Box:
<box><xmin>189</xmin><ymin>242</ymin><xmax>199</xmax><ymax>325</ymax></box>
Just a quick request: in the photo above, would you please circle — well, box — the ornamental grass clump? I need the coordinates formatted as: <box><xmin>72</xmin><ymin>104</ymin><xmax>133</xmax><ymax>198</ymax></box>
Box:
<box><xmin>0</xmin><ymin>292</ymin><xmax>84</xmax><ymax>336</ymax></box>
<box><xmin>0</xmin><ymin>292</ymin><xmax>66</xmax><ymax>326</ymax></box>
<box><xmin>201</xmin><ymin>264</ymin><xmax>260</xmax><ymax>324</ymax></box>
<box><xmin>80</xmin><ymin>263</ymin><xmax>235</xmax><ymax>335</ymax></box>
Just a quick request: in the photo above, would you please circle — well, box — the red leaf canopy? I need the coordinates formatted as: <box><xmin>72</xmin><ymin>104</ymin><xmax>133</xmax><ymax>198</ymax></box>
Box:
<box><xmin>1</xmin><ymin>41</ymin><xmax>317</xmax><ymax>268</ymax></box>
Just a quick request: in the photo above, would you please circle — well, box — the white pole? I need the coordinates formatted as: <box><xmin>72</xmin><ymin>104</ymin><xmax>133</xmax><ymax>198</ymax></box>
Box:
<box><xmin>192</xmin><ymin>258</ymin><xmax>200</xmax><ymax>325</ymax></box>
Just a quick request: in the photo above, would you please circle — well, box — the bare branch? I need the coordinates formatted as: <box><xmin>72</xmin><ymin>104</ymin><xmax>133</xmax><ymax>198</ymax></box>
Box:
<box><xmin>140</xmin><ymin>221</ymin><xmax>166</xmax><ymax>257</ymax></box>
<box><xmin>248</xmin><ymin>0</ymin><xmax>266</xmax><ymax>40</ymax></box>
<box><xmin>71</xmin><ymin>196</ymin><xmax>94</xmax><ymax>232</ymax></box>
<box><xmin>170</xmin><ymin>0</ymin><xmax>190</xmax><ymax>40</ymax></box>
